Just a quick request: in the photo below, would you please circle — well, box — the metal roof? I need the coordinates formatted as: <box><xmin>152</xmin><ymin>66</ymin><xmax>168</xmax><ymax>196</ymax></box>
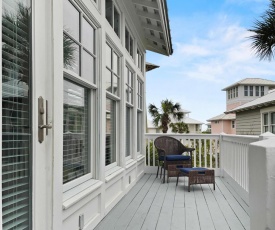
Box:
<box><xmin>182</xmin><ymin>117</ymin><xmax>204</xmax><ymax>125</ymax></box>
<box><xmin>222</xmin><ymin>78</ymin><xmax>275</xmax><ymax>91</ymax></box>
<box><xmin>132</xmin><ymin>0</ymin><xmax>173</xmax><ymax>56</ymax></box>
<box><xmin>226</xmin><ymin>90</ymin><xmax>275</xmax><ymax>113</ymax></box>
<box><xmin>207</xmin><ymin>113</ymin><xmax>236</xmax><ymax>121</ymax></box>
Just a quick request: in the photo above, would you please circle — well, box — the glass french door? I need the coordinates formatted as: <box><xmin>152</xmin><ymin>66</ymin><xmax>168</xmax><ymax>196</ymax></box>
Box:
<box><xmin>2</xmin><ymin>0</ymin><xmax>32</xmax><ymax>229</ymax></box>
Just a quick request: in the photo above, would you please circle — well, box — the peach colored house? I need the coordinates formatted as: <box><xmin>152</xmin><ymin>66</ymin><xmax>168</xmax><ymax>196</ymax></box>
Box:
<box><xmin>207</xmin><ymin>78</ymin><xmax>275</xmax><ymax>134</ymax></box>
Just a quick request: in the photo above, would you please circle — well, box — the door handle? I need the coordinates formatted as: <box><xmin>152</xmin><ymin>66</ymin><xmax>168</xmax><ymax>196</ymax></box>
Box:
<box><xmin>38</xmin><ymin>96</ymin><xmax>52</xmax><ymax>143</ymax></box>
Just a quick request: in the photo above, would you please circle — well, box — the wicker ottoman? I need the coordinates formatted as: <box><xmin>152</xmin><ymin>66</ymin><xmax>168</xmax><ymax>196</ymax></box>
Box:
<box><xmin>176</xmin><ymin>167</ymin><xmax>215</xmax><ymax>192</ymax></box>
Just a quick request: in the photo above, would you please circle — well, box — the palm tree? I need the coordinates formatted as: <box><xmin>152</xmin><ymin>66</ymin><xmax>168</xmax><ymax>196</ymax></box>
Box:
<box><xmin>248</xmin><ymin>0</ymin><xmax>275</xmax><ymax>61</ymax></box>
<box><xmin>169</xmin><ymin>122</ymin><xmax>189</xmax><ymax>134</ymax></box>
<box><xmin>148</xmin><ymin>99</ymin><xmax>183</xmax><ymax>133</ymax></box>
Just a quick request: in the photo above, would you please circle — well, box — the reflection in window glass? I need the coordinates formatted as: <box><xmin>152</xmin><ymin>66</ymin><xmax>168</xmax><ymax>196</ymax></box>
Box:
<box><xmin>114</xmin><ymin>6</ymin><xmax>120</xmax><ymax>36</ymax></box>
<box><xmin>106</xmin><ymin>0</ymin><xmax>112</xmax><ymax>27</ymax></box>
<box><xmin>126</xmin><ymin>107</ymin><xmax>131</xmax><ymax>157</ymax></box>
<box><xmin>63</xmin><ymin>34</ymin><xmax>80</xmax><ymax>75</ymax></box>
<box><xmin>63</xmin><ymin>0</ymin><xmax>80</xmax><ymax>41</ymax></box>
<box><xmin>113</xmin><ymin>53</ymin><xmax>119</xmax><ymax>75</ymax></box>
<box><xmin>126</xmin><ymin>67</ymin><xmax>134</xmax><ymax>104</ymax></box>
<box><xmin>82</xmin><ymin>51</ymin><xmax>95</xmax><ymax>83</ymax></box>
<box><xmin>106</xmin><ymin>98</ymin><xmax>116</xmax><ymax>165</ymax></box>
<box><xmin>82</xmin><ymin>19</ymin><xmax>95</xmax><ymax>54</ymax></box>
<box><xmin>106</xmin><ymin>69</ymin><xmax>112</xmax><ymax>93</ymax></box>
<box><xmin>63</xmin><ymin>80</ymin><xmax>89</xmax><ymax>184</ymax></box>
<box><xmin>106</xmin><ymin>45</ymin><xmax>112</xmax><ymax>69</ymax></box>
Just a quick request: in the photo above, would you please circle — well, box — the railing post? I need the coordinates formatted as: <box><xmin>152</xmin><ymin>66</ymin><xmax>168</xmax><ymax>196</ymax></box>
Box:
<box><xmin>249</xmin><ymin>132</ymin><xmax>275</xmax><ymax>230</ymax></box>
<box><xmin>219</xmin><ymin>133</ymin><xmax>225</xmax><ymax>177</ymax></box>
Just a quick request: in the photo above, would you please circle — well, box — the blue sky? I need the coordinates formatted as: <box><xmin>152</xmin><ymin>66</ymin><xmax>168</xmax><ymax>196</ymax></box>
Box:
<box><xmin>146</xmin><ymin>0</ymin><xmax>275</xmax><ymax>129</ymax></box>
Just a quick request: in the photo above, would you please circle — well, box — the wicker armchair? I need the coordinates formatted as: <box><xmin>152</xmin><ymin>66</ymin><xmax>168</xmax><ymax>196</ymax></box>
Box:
<box><xmin>154</xmin><ymin>136</ymin><xmax>195</xmax><ymax>183</ymax></box>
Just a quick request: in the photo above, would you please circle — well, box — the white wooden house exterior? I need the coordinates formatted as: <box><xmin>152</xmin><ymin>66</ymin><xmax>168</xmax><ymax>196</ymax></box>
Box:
<box><xmin>0</xmin><ymin>0</ymin><xmax>172</xmax><ymax>229</ymax></box>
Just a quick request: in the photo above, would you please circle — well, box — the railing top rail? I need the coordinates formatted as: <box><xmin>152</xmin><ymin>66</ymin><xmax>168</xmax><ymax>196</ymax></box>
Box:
<box><xmin>145</xmin><ymin>133</ymin><xmax>220</xmax><ymax>139</ymax></box>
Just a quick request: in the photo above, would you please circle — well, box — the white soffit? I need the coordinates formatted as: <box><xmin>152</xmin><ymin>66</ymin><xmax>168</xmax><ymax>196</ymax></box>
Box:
<box><xmin>132</xmin><ymin>0</ymin><xmax>173</xmax><ymax>56</ymax></box>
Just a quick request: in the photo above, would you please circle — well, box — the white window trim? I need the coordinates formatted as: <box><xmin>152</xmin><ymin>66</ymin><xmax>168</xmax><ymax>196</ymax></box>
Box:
<box><xmin>260</xmin><ymin>106</ymin><xmax>275</xmax><ymax>133</ymax></box>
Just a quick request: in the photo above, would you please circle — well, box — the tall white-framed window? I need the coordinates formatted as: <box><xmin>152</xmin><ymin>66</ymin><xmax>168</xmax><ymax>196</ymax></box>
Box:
<box><xmin>125</xmin><ymin>26</ymin><xmax>134</xmax><ymax>58</ymax></box>
<box><xmin>125</xmin><ymin>66</ymin><xmax>134</xmax><ymax>159</ymax></box>
<box><xmin>63</xmin><ymin>0</ymin><xmax>98</xmax><ymax>189</ymax></box>
<box><xmin>137</xmin><ymin>78</ymin><xmax>143</xmax><ymax>154</ymax></box>
<box><xmin>105</xmin><ymin>0</ymin><xmax>120</xmax><ymax>37</ymax></box>
<box><xmin>263</xmin><ymin>113</ymin><xmax>269</xmax><ymax>132</ymax></box>
<box><xmin>105</xmin><ymin>43</ymin><xmax>121</xmax><ymax>169</ymax></box>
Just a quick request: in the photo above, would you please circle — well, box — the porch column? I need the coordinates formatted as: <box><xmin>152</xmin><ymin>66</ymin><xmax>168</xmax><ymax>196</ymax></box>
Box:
<box><xmin>248</xmin><ymin>132</ymin><xmax>275</xmax><ymax>230</ymax></box>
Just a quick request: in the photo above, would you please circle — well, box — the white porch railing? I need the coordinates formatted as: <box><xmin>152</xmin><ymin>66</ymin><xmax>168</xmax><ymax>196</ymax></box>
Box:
<box><xmin>144</xmin><ymin>133</ymin><xmax>260</xmax><ymax>203</ymax></box>
<box><xmin>145</xmin><ymin>133</ymin><xmax>220</xmax><ymax>174</ymax></box>
<box><xmin>220</xmin><ymin>134</ymin><xmax>259</xmax><ymax>193</ymax></box>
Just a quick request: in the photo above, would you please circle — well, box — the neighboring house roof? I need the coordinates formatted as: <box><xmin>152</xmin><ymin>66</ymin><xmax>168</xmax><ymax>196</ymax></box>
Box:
<box><xmin>182</xmin><ymin>117</ymin><xmax>204</xmax><ymax>125</ymax></box>
<box><xmin>132</xmin><ymin>0</ymin><xmax>173</xmax><ymax>56</ymax></box>
<box><xmin>179</xmin><ymin>109</ymin><xmax>191</xmax><ymax>114</ymax></box>
<box><xmin>207</xmin><ymin>113</ymin><xmax>236</xmax><ymax>121</ymax></box>
<box><xmin>226</xmin><ymin>90</ymin><xmax>275</xmax><ymax>113</ymax></box>
<box><xmin>146</xmin><ymin>62</ymin><xmax>160</xmax><ymax>72</ymax></box>
<box><xmin>147</xmin><ymin>120</ymin><xmax>157</xmax><ymax>129</ymax></box>
<box><xmin>222</xmin><ymin>78</ymin><xmax>275</xmax><ymax>91</ymax></box>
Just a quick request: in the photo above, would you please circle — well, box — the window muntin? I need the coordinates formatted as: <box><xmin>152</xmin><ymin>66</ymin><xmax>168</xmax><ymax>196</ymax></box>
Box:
<box><xmin>249</xmin><ymin>86</ymin><xmax>253</xmax><ymax>96</ymax></box>
<box><xmin>105</xmin><ymin>0</ymin><xmax>120</xmax><ymax>37</ymax></box>
<box><xmin>63</xmin><ymin>0</ymin><xmax>97</xmax><ymax>83</ymax></box>
<box><xmin>63</xmin><ymin>80</ymin><xmax>89</xmax><ymax>184</ymax></box>
<box><xmin>125</xmin><ymin>27</ymin><xmax>134</xmax><ymax>58</ymax></box>
<box><xmin>106</xmin><ymin>44</ymin><xmax>120</xmax><ymax>96</ymax></box>
<box><xmin>106</xmin><ymin>98</ymin><xmax>117</xmax><ymax>166</ymax></box>
<box><xmin>244</xmin><ymin>86</ymin><xmax>248</xmax><ymax>96</ymax></box>
<box><xmin>125</xmin><ymin>67</ymin><xmax>134</xmax><ymax>104</ymax></box>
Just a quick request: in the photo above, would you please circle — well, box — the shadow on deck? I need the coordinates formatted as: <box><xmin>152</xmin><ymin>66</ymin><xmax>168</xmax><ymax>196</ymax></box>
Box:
<box><xmin>95</xmin><ymin>174</ymin><xmax>249</xmax><ymax>230</ymax></box>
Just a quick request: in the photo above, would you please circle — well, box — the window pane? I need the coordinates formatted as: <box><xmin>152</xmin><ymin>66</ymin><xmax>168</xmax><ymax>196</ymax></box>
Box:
<box><xmin>113</xmin><ymin>75</ymin><xmax>119</xmax><ymax>96</ymax></box>
<box><xmin>106</xmin><ymin>98</ymin><xmax>116</xmax><ymax>165</ymax></box>
<box><xmin>63</xmin><ymin>34</ymin><xmax>80</xmax><ymax>74</ymax></box>
<box><xmin>261</xmin><ymin>86</ymin><xmax>265</xmax><ymax>96</ymax></box>
<box><xmin>125</xmin><ymin>29</ymin><xmax>129</xmax><ymax>51</ymax></box>
<box><xmin>2</xmin><ymin>0</ymin><xmax>32</xmax><ymax>228</ymax></box>
<box><xmin>130</xmin><ymin>37</ymin><xmax>133</xmax><ymax>57</ymax></box>
<box><xmin>82</xmin><ymin>50</ymin><xmax>95</xmax><ymax>83</ymax></box>
<box><xmin>106</xmin><ymin>45</ymin><xmax>112</xmax><ymax>69</ymax></box>
<box><xmin>256</xmin><ymin>86</ymin><xmax>259</xmax><ymax>96</ymax></box>
<box><xmin>114</xmin><ymin>6</ymin><xmax>120</xmax><ymax>37</ymax></box>
<box><xmin>82</xmin><ymin>19</ymin><xmax>95</xmax><ymax>54</ymax></box>
<box><xmin>105</xmin><ymin>0</ymin><xmax>112</xmax><ymax>26</ymax></box>
<box><xmin>137</xmin><ymin>112</ymin><xmax>142</xmax><ymax>152</ymax></box>
<box><xmin>126</xmin><ymin>107</ymin><xmax>131</xmax><ymax>157</ymax></box>
<box><xmin>263</xmin><ymin>113</ymin><xmax>268</xmax><ymax>125</ymax></box>
<box><xmin>113</xmin><ymin>52</ymin><xmax>119</xmax><ymax>75</ymax></box>
<box><xmin>106</xmin><ymin>69</ymin><xmax>112</xmax><ymax>93</ymax></box>
<box><xmin>63</xmin><ymin>80</ymin><xmax>89</xmax><ymax>184</ymax></box>
<box><xmin>250</xmin><ymin>86</ymin><xmax>253</xmax><ymax>96</ymax></box>
<box><xmin>63</xmin><ymin>0</ymin><xmax>80</xmax><ymax>41</ymax></box>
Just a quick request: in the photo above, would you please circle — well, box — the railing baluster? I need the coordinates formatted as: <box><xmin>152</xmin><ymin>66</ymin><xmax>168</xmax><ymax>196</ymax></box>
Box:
<box><xmin>199</xmin><ymin>138</ymin><xmax>202</xmax><ymax>167</ymax></box>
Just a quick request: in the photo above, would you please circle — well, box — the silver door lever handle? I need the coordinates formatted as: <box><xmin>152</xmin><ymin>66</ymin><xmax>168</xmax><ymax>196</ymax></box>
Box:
<box><xmin>39</xmin><ymin>124</ymin><xmax>52</xmax><ymax>129</ymax></box>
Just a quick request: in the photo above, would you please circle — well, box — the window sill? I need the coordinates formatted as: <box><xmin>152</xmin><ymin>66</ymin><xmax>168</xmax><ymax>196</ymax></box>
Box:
<box><xmin>137</xmin><ymin>155</ymin><xmax>145</xmax><ymax>162</ymax></box>
<box><xmin>63</xmin><ymin>179</ymin><xmax>103</xmax><ymax>210</ymax></box>
<box><xmin>126</xmin><ymin>159</ymin><xmax>136</xmax><ymax>169</ymax></box>
<box><xmin>105</xmin><ymin>166</ymin><xmax>125</xmax><ymax>183</ymax></box>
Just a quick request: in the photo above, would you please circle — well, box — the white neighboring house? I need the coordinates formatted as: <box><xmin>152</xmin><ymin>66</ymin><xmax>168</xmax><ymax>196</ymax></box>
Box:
<box><xmin>147</xmin><ymin>109</ymin><xmax>204</xmax><ymax>134</ymax></box>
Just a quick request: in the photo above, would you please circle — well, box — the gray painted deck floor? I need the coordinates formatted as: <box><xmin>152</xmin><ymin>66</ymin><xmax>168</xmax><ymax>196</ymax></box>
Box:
<box><xmin>95</xmin><ymin>174</ymin><xmax>250</xmax><ymax>230</ymax></box>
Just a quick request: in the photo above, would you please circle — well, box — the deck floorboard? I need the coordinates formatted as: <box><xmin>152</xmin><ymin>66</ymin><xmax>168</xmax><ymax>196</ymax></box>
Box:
<box><xmin>95</xmin><ymin>174</ymin><xmax>250</xmax><ymax>230</ymax></box>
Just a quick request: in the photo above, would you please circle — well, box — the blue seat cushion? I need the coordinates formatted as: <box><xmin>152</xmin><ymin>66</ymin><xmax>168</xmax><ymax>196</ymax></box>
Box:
<box><xmin>179</xmin><ymin>167</ymin><xmax>208</xmax><ymax>174</ymax></box>
<box><xmin>165</xmin><ymin>155</ymin><xmax>191</xmax><ymax>161</ymax></box>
